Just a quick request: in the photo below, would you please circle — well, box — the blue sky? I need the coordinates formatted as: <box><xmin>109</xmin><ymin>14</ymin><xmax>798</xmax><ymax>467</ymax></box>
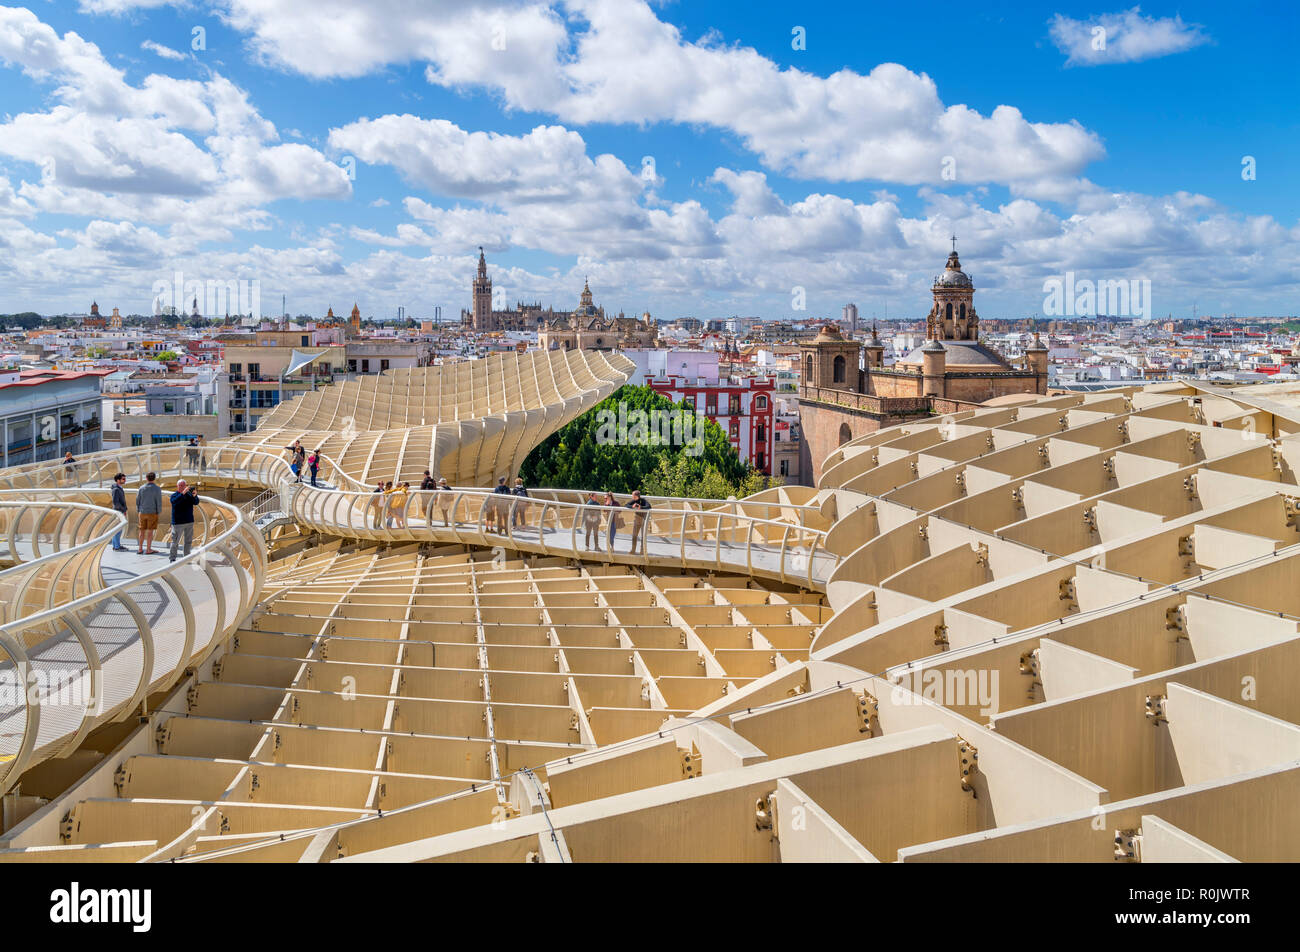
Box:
<box><xmin>0</xmin><ymin>0</ymin><xmax>1295</xmax><ymax>323</ymax></box>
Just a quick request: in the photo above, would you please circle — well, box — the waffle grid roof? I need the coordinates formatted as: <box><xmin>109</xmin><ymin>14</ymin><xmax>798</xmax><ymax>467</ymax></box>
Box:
<box><xmin>7</xmin><ymin>376</ymin><xmax>1300</xmax><ymax>862</ymax></box>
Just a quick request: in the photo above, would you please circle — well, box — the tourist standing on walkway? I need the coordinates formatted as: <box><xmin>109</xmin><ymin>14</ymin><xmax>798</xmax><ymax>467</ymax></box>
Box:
<box><xmin>286</xmin><ymin>440</ymin><xmax>304</xmax><ymax>482</ymax></box>
<box><xmin>308</xmin><ymin>449</ymin><xmax>321</xmax><ymax>487</ymax></box>
<box><xmin>369</xmin><ymin>481</ymin><xmax>385</xmax><ymax>528</ymax></box>
<box><xmin>492</xmin><ymin>477</ymin><xmax>513</xmax><ymax>534</ymax></box>
<box><xmin>512</xmin><ymin>478</ymin><xmax>530</xmax><ymax>529</ymax></box>
<box><xmin>136</xmin><ymin>472</ymin><xmax>162</xmax><ymax>555</ymax></box>
<box><xmin>381</xmin><ymin>481</ymin><xmax>395</xmax><ymax>528</ymax></box>
<box><xmin>419</xmin><ymin>470</ymin><xmax>436</xmax><ymax>521</ymax></box>
<box><xmin>625</xmin><ymin>489</ymin><xmax>652</xmax><ymax>555</ymax></box>
<box><xmin>388</xmin><ymin>481</ymin><xmax>409</xmax><ymax>528</ymax></box>
<box><xmin>435</xmin><ymin>477</ymin><xmax>452</xmax><ymax>526</ymax></box>
<box><xmin>62</xmin><ymin>452</ymin><xmax>77</xmax><ymax>485</ymax></box>
<box><xmin>168</xmin><ymin>480</ymin><xmax>200</xmax><ymax>562</ymax></box>
<box><xmin>583</xmin><ymin>492</ymin><xmax>603</xmax><ymax>551</ymax></box>
<box><xmin>604</xmin><ymin>491</ymin><xmax>622</xmax><ymax>550</ymax></box>
<box><xmin>480</xmin><ymin>484</ymin><xmax>494</xmax><ymax>534</ymax></box>
<box><xmin>110</xmin><ymin>472</ymin><xmax>129</xmax><ymax>551</ymax></box>
<box><xmin>185</xmin><ymin>438</ymin><xmax>200</xmax><ymax>470</ymax></box>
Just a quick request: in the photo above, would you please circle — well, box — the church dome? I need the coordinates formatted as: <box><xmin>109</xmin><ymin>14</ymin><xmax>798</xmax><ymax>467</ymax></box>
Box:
<box><xmin>934</xmin><ymin>249</ymin><xmax>972</xmax><ymax>288</ymax></box>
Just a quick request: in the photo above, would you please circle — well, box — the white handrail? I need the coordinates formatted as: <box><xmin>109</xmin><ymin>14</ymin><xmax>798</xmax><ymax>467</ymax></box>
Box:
<box><xmin>0</xmin><ymin>493</ymin><xmax>263</xmax><ymax>793</ymax></box>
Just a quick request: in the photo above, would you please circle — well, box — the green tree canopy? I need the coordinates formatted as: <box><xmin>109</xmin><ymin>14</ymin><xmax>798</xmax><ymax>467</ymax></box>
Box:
<box><xmin>519</xmin><ymin>384</ymin><xmax>778</xmax><ymax>498</ymax></box>
<box><xmin>154</xmin><ymin>350</ymin><xmax>180</xmax><ymax>362</ymax></box>
<box><xmin>640</xmin><ymin>454</ymin><xmax>773</xmax><ymax>500</ymax></box>
<box><xmin>0</xmin><ymin>312</ymin><xmax>46</xmax><ymax>329</ymax></box>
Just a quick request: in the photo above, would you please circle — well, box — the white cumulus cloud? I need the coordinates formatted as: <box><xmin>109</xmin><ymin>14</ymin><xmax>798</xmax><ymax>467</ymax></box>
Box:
<box><xmin>1049</xmin><ymin>7</ymin><xmax>1211</xmax><ymax>66</ymax></box>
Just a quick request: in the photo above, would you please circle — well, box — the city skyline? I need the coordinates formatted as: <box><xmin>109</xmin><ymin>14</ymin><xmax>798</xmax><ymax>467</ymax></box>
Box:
<box><xmin>0</xmin><ymin>1</ymin><xmax>1295</xmax><ymax>321</ymax></box>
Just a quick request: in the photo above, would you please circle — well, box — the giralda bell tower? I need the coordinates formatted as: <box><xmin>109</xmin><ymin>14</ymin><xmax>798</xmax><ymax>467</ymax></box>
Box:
<box><xmin>472</xmin><ymin>247</ymin><xmax>493</xmax><ymax>331</ymax></box>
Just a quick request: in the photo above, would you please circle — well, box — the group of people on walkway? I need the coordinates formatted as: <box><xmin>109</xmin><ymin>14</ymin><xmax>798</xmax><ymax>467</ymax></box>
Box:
<box><xmin>350</xmin><ymin>473</ymin><xmax>655</xmax><ymax>554</ymax></box>
<box><xmin>583</xmin><ymin>489</ymin><xmax>652</xmax><ymax>554</ymax></box>
<box><xmin>486</xmin><ymin>476</ymin><xmax>530</xmax><ymax>534</ymax></box>
<box><xmin>109</xmin><ymin>470</ymin><xmax>202</xmax><ymax>562</ymax></box>
<box><xmin>285</xmin><ymin>440</ymin><xmax>323</xmax><ymax>486</ymax></box>
<box><xmin>105</xmin><ymin>459</ymin><xmax>657</xmax><ymax>563</ymax></box>
<box><xmin>266</xmin><ymin>441</ymin><xmax>664</xmax><ymax>555</ymax></box>
<box><xmin>368</xmin><ymin>480</ymin><xmax>411</xmax><ymax>528</ymax></box>
<box><xmin>365</xmin><ymin>474</ymin><xmax>531</xmax><ymax>532</ymax></box>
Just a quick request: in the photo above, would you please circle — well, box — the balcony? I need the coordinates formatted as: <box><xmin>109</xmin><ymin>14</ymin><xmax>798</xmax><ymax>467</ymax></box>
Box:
<box><xmin>282</xmin><ymin>375</ymin><xmax>332</xmax><ymax>388</ymax></box>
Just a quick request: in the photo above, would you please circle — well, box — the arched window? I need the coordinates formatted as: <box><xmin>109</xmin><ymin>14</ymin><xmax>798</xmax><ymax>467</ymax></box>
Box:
<box><xmin>838</xmin><ymin>422</ymin><xmax>852</xmax><ymax>446</ymax></box>
<box><xmin>755</xmin><ymin>395</ymin><xmax>768</xmax><ymax>410</ymax></box>
<box><xmin>960</xmin><ymin>303</ymin><xmax>966</xmax><ymax>321</ymax></box>
<box><xmin>805</xmin><ymin>354</ymin><xmax>813</xmax><ymax>380</ymax></box>
<box><xmin>945</xmin><ymin>302</ymin><xmax>953</xmax><ymax>322</ymax></box>
<box><xmin>833</xmin><ymin>354</ymin><xmax>846</xmax><ymax>384</ymax></box>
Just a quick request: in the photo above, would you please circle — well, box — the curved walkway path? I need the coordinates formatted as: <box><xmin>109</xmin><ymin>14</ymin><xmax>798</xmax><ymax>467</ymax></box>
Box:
<box><xmin>0</xmin><ymin>442</ymin><xmax>836</xmax><ymax>794</ymax></box>
<box><xmin>0</xmin><ymin>487</ymin><xmax>264</xmax><ymax>794</ymax></box>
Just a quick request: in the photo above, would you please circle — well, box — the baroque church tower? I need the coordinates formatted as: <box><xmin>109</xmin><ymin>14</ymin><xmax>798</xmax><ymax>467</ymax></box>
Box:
<box><xmin>926</xmin><ymin>240</ymin><xmax>979</xmax><ymax>342</ymax></box>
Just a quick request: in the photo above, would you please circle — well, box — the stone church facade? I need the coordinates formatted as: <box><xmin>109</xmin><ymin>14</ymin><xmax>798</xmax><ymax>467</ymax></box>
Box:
<box><xmin>796</xmin><ymin>247</ymin><xmax>1049</xmax><ymax>484</ymax></box>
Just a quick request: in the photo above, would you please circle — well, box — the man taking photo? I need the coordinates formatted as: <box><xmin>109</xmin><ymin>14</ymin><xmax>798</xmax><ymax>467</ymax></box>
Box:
<box><xmin>169</xmin><ymin>479</ymin><xmax>201</xmax><ymax>562</ymax></box>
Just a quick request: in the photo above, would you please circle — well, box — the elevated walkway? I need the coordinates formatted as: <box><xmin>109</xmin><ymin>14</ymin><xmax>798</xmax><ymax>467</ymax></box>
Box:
<box><xmin>0</xmin><ymin>442</ymin><xmax>833</xmax><ymax>796</ymax></box>
<box><xmin>0</xmin><ymin>490</ymin><xmax>263</xmax><ymax>794</ymax></box>
<box><xmin>0</xmin><ymin>444</ymin><xmax>837</xmax><ymax>588</ymax></box>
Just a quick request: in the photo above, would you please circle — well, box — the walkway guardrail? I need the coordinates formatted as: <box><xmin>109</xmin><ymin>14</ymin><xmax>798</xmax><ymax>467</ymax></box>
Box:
<box><xmin>0</xmin><ymin>493</ymin><xmax>264</xmax><ymax>794</ymax></box>
<box><xmin>0</xmin><ymin>443</ymin><xmax>839</xmax><ymax>585</ymax></box>
<box><xmin>289</xmin><ymin>486</ymin><xmax>837</xmax><ymax>588</ymax></box>
<box><xmin>0</xmin><ymin>495</ymin><xmax>124</xmax><ymax>626</ymax></box>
